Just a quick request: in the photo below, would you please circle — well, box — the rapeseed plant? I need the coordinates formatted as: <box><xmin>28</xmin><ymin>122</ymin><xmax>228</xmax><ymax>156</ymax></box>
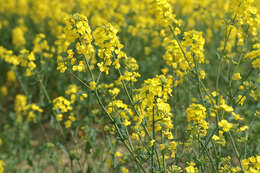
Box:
<box><xmin>0</xmin><ymin>0</ymin><xmax>259</xmax><ymax>172</ymax></box>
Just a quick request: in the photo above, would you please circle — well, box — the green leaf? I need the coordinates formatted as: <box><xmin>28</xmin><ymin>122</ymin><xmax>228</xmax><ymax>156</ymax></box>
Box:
<box><xmin>56</xmin><ymin>142</ymin><xmax>70</xmax><ymax>158</ymax></box>
<box><xmin>87</xmin><ymin>166</ymin><xmax>93</xmax><ymax>173</ymax></box>
<box><xmin>85</xmin><ymin>141</ymin><xmax>92</xmax><ymax>154</ymax></box>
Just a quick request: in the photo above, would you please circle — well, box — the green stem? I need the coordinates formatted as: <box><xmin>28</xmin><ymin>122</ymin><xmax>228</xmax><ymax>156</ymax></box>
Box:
<box><xmin>74</xmin><ymin>62</ymin><xmax>146</xmax><ymax>172</ymax></box>
<box><xmin>94</xmin><ymin>88</ymin><xmax>145</xmax><ymax>172</ymax></box>
<box><xmin>228</xmin><ymin>131</ymin><xmax>244</xmax><ymax>172</ymax></box>
<box><xmin>161</xmin><ymin>131</ymin><xmax>166</xmax><ymax>173</ymax></box>
<box><xmin>117</xmin><ymin>68</ymin><xmax>161</xmax><ymax>168</ymax></box>
<box><xmin>198</xmin><ymin>138</ymin><xmax>217</xmax><ymax>172</ymax></box>
<box><xmin>39</xmin><ymin>78</ymin><xmax>51</xmax><ymax>104</ymax></box>
<box><xmin>152</xmin><ymin>102</ymin><xmax>155</xmax><ymax>173</ymax></box>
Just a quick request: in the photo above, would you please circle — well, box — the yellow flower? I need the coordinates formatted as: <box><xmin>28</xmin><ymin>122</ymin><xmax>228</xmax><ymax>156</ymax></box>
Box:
<box><xmin>212</xmin><ymin>91</ymin><xmax>217</xmax><ymax>97</ymax></box>
<box><xmin>233</xmin><ymin>112</ymin><xmax>244</xmax><ymax>121</ymax></box>
<box><xmin>220</xmin><ymin>104</ymin><xmax>234</xmax><ymax>112</ymax></box>
<box><xmin>218</xmin><ymin>120</ymin><xmax>233</xmax><ymax>132</ymax></box>
<box><xmin>0</xmin><ymin>86</ymin><xmax>8</xmax><ymax>96</ymax></box>
<box><xmin>56</xmin><ymin>114</ymin><xmax>63</xmax><ymax>121</ymax></box>
<box><xmin>237</xmin><ymin>126</ymin><xmax>248</xmax><ymax>132</ymax></box>
<box><xmin>131</xmin><ymin>133</ymin><xmax>139</xmax><ymax>140</ymax></box>
<box><xmin>121</xmin><ymin>167</ymin><xmax>129</xmax><ymax>173</ymax></box>
<box><xmin>80</xmin><ymin>93</ymin><xmax>88</xmax><ymax>101</ymax></box>
<box><xmin>242</xmin><ymin>159</ymin><xmax>250</xmax><ymax>170</ymax></box>
<box><xmin>28</xmin><ymin>111</ymin><xmax>36</xmax><ymax>122</ymax></box>
<box><xmin>115</xmin><ymin>152</ymin><xmax>122</xmax><ymax>157</ymax></box>
<box><xmin>186</xmin><ymin>104</ymin><xmax>208</xmax><ymax>136</ymax></box>
<box><xmin>233</xmin><ymin>73</ymin><xmax>242</xmax><ymax>80</ymax></box>
<box><xmin>123</xmin><ymin>119</ymin><xmax>131</xmax><ymax>127</ymax></box>
<box><xmin>64</xmin><ymin>120</ymin><xmax>72</xmax><ymax>128</ymax></box>
<box><xmin>15</xmin><ymin>94</ymin><xmax>27</xmax><ymax>113</ymax></box>
<box><xmin>53</xmin><ymin>96</ymin><xmax>72</xmax><ymax>113</ymax></box>
<box><xmin>169</xmin><ymin>141</ymin><xmax>177</xmax><ymax>158</ymax></box>
<box><xmin>211</xmin><ymin>112</ymin><xmax>217</xmax><ymax>117</ymax></box>
<box><xmin>89</xmin><ymin>81</ymin><xmax>96</xmax><ymax>90</ymax></box>
<box><xmin>7</xmin><ymin>70</ymin><xmax>16</xmax><ymax>83</ymax></box>
<box><xmin>219</xmin><ymin>130</ymin><xmax>224</xmax><ymax>136</ymax></box>
<box><xmin>257</xmin><ymin>74</ymin><xmax>260</xmax><ymax>83</ymax></box>
<box><xmin>159</xmin><ymin>144</ymin><xmax>165</xmax><ymax>150</ymax></box>
<box><xmin>199</xmin><ymin>70</ymin><xmax>206</xmax><ymax>79</ymax></box>
<box><xmin>252</xmin><ymin>59</ymin><xmax>260</xmax><ymax>69</ymax></box>
<box><xmin>93</xmin><ymin>23</ymin><xmax>126</xmax><ymax>74</ymax></box>
<box><xmin>65</xmin><ymin>84</ymin><xmax>78</xmax><ymax>95</ymax></box>
<box><xmin>237</xmin><ymin>95</ymin><xmax>246</xmax><ymax>105</ymax></box>
<box><xmin>12</xmin><ymin>27</ymin><xmax>26</xmax><ymax>47</ymax></box>
<box><xmin>149</xmin><ymin>139</ymin><xmax>155</xmax><ymax>147</ymax></box>
<box><xmin>69</xmin><ymin>115</ymin><xmax>76</xmax><ymax>122</ymax></box>
<box><xmin>0</xmin><ymin>160</ymin><xmax>3</xmax><ymax>173</ymax></box>
<box><xmin>185</xmin><ymin>162</ymin><xmax>198</xmax><ymax>173</ymax></box>
<box><xmin>108</xmin><ymin>88</ymin><xmax>120</xmax><ymax>97</ymax></box>
<box><xmin>161</xmin><ymin>68</ymin><xmax>169</xmax><ymax>75</ymax></box>
<box><xmin>212</xmin><ymin>135</ymin><xmax>220</xmax><ymax>141</ymax></box>
<box><xmin>144</xmin><ymin>46</ymin><xmax>151</xmax><ymax>55</ymax></box>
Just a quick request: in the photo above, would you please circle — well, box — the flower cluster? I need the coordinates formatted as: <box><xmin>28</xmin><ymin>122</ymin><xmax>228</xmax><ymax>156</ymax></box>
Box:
<box><xmin>52</xmin><ymin>96</ymin><xmax>75</xmax><ymax>128</ymax></box>
<box><xmin>163</xmin><ymin>30</ymin><xmax>206</xmax><ymax>83</ymax></box>
<box><xmin>107</xmin><ymin>100</ymin><xmax>133</xmax><ymax>127</ymax></box>
<box><xmin>14</xmin><ymin>94</ymin><xmax>43</xmax><ymax>123</ymax></box>
<box><xmin>245</xmin><ymin>43</ymin><xmax>260</xmax><ymax>82</ymax></box>
<box><xmin>56</xmin><ymin>14</ymin><xmax>95</xmax><ymax>73</ymax></box>
<box><xmin>186</xmin><ymin>103</ymin><xmax>208</xmax><ymax>136</ymax></box>
<box><xmin>93</xmin><ymin>23</ymin><xmax>126</xmax><ymax>74</ymax></box>
<box><xmin>65</xmin><ymin>84</ymin><xmax>88</xmax><ymax>103</ymax></box>
<box><xmin>242</xmin><ymin>156</ymin><xmax>260</xmax><ymax>173</ymax></box>
<box><xmin>12</xmin><ymin>27</ymin><xmax>26</xmax><ymax>48</ymax></box>
<box><xmin>150</xmin><ymin>0</ymin><xmax>181</xmax><ymax>28</ymax></box>
<box><xmin>33</xmin><ymin>34</ymin><xmax>52</xmax><ymax>58</ymax></box>
<box><xmin>134</xmin><ymin>75</ymin><xmax>173</xmax><ymax>132</ymax></box>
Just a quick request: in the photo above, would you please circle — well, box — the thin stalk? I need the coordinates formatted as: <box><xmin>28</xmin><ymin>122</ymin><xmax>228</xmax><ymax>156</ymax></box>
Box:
<box><xmin>117</xmin><ymin>69</ymin><xmax>151</xmax><ymax>138</ymax></box>
<box><xmin>39</xmin><ymin>78</ymin><xmax>51</xmax><ymax>104</ymax></box>
<box><xmin>168</xmin><ymin>25</ymin><xmax>215</xmax><ymax>104</ymax></box>
<box><xmin>152</xmin><ymin>103</ymin><xmax>155</xmax><ymax>173</ymax></box>
<box><xmin>74</xmin><ymin>62</ymin><xmax>146</xmax><ymax>172</ymax></box>
<box><xmin>212</xmin><ymin>142</ymin><xmax>219</xmax><ymax>172</ymax></box>
<box><xmin>117</xmin><ymin>68</ymin><xmax>161</xmax><ymax>168</ymax></box>
<box><xmin>125</xmin><ymin>124</ymin><xmax>134</xmax><ymax>151</ymax></box>
<box><xmin>161</xmin><ymin>131</ymin><xmax>166</xmax><ymax>173</ymax></box>
<box><xmin>193</xmin><ymin>55</ymin><xmax>205</xmax><ymax>104</ymax></box>
<box><xmin>200</xmin><ymin>127</ymin><xmax>218</xmax><ymax>155</ymax></box>
<box><xmin>70</xmin><ymin>131</ymin><xmax>84</xmax><ymax>171</ymax></box>
<box><xmin>215</xmin><ymin>4</ymin><xmax>240</xmax><ymax>103</ymax></box>
<box><xmin>228</xmin><ymin>131</ymin><xmax>244</xmax><ymax>172</ymax></box>
<box><xmin>15</xmin><ymin>70</ymin><xmax>30</xmax><ymax>100</ymax></box>
<box><xmin>93</xmin><ymin>88</ymin><xmax>145</xmax><ymax>172</ymax></box>
<box><xmin>198</xmin><ymin>138</ymin><xmax>217</xmax><ymax>172</ymax></box>
<box><xmin>70</xmin><ymin>157</ymin><xmax>74</xmax><ymax>173</ymax></box>
<box><xmin>138</xmin><ymin>133</ymin><xmax>152</xmax><ymax>154</ymax></box>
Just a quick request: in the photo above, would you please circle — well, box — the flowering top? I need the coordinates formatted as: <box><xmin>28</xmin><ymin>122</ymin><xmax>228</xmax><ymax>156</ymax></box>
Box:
<box><xmin>186</xmin><ymin>103</ymin><xmax>209</xmax><ymax>136</ymax></box>
<box><xmin>56</xmin><ymin>14</ymin><xmax>95</xmax><ymax>73</ymax></box>
<box><xmin>14</xmin><ymin>94</ymin><xmax>43</xmax><ymax>123</ymax></box>
<box><xmin>134</xmin><ymin>75</ymin><xmax>174</xmax><ymax>138</ymax></box>
<box><xmin>150</xmin><ymin>0</ymin><xmax>181</xmax><ymax>28</ymax></box>
<box><xmin>93</xmin><ymin>23</ymin><xmax>126</xmax><ymax>74</ymax></box>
